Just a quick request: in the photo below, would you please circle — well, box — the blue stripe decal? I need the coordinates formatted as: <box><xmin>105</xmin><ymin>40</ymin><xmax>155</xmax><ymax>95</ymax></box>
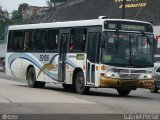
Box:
<box><xmin>8</xmin><ymin>53</ymin><xmax>58</xmax><ymax>81</ymax></box>
<box><xmin>8</xmin><ymin>53</ymin><xmax>78</xmax><ymax>81</ymax></box>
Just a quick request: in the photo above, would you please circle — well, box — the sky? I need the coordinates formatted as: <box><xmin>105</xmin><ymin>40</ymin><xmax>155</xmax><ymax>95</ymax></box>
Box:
<box><xmin>0</xmin><ymin>0</ymin><xmax>47</xmax><ymax>13</ymax></box>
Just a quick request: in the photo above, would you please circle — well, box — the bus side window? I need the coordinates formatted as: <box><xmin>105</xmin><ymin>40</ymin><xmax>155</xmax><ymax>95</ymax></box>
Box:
<box><xmin>35</xmin><ymin>30</ymin><xmax>46</xmax><ymax>52</ymax></box>
<box><xmin>8</xmin><ymin>31</ymin><xmax>14</xmax><ymax>51</ymax></box>
<box><xmin>8</xmin><ymin>31</ymin><xmax>23</xmax><ymax>51</ymax></box>
<box><xmin>69</xmin><ymin>28</ymin><xmax>86</xmax><ymax>52</ymax></box>
<box><xmin>24</xmin><ymin>31</ymin><xmax>37</xmax><ymax>51</ymax></box>
<box><xmin>24</xmin><ymin>31</ymin><xmax>31</xmax><ymax>51</ymax></box>
<box><xmin>46</xmin><ymin>29</ymin><xmax>59</xmax><ymax>52</ymax></box>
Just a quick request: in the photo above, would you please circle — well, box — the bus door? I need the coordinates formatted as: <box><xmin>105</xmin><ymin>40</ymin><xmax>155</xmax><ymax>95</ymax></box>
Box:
<box><xmin>58</xmin><ymin>29</ymin><xmax>70</xmax><ymax>82</ymax></box>
<box><xmin>87</xmin><ymin>27</ymin><xmax>101</xmax><ymax>85</ymax></box>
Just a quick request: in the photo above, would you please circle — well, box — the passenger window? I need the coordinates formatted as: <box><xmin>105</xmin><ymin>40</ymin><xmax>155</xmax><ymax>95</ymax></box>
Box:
<box><xmin>24</xmin><ymin>31</ymin><xmax>34</xmax><ymax>51</ymax></box>
<box><xmin>35</xmin><ymin>30</ymin><xmax>46</xmax><ymax>52</ymax></box>
<box><xmin>69</xmin><ymin>28</ymin><xmax>86</xmax><ymax>52</ymax></box>
<box><xmin>46</xmin><ymin>30</ymin><xmax>59</xmax><ymax>52</ymax></box>
<box><xmin>8</xmin><ymin>31</ymin><xmax>23</xmax><ymax>51</ymax></box>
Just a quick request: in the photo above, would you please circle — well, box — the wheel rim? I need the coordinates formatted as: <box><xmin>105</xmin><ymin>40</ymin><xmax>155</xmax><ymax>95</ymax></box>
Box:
<box><xmin>77</xmin><ymin>76</ymin><xmax>84</xmax><ymax>91</ymax></box>
<box><xmin>28</xmin><ymin>72</ymin><xmax>34</xmax><ymax>85</ymax></box>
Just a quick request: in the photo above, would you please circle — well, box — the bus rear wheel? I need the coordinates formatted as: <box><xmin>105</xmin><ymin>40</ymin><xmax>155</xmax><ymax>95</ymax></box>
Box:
<box><xmin>27</xmin><ymin>67</ymin><xmax>45</xmax><ymax>88</ymax></box>
<box><xmin>75</xmin><ymin>71</ymin><xmax>90</xmax><ymax>94</ymax></box>
<box><xmin>117</xmin><ymin>89</ymin><xmax>131</xmax><ymax>96</ymax></box>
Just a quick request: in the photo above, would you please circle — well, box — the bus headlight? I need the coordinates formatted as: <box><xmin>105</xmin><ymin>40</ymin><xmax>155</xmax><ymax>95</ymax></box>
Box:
<box><xmin>105</xmin><ymin>71</ymin><xmax>120</xmax><ymax>79</ymax></box>
<box><xmin>147</xmin><ymin>74</ymin><xmax>153</xmax><ymax>79</ymax></box>
<box><xmin>106</xmin><ymin>72</ymin><xmax>111</xmax><ymax>77</ymax></box>
<box><xmin>139</xmin><ymin>73</ymin><xmax>153</xmax><ymax>79</ymax></box>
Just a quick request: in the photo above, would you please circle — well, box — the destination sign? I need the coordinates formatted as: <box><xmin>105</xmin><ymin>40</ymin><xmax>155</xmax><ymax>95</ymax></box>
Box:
<box><xmin>114</xmin><ymin>0</ymin><xmax>147</xmax><ymax>9</ymax></box>
<box><xmin>104</xmin><ymin>21</ymin><xmax>153</xmax><ymax>32</ymax></box>
<box><xmin>121</xmin><ymin>24</ymin><xmax>145</xmax><ymax>31</ymax></box>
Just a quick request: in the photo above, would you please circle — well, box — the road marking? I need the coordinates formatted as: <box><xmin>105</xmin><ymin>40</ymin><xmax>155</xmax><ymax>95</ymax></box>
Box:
<box><xmin>0</xmin><ymin>95</ymin><xmax>13</xmax><ymax>103</ymax></box>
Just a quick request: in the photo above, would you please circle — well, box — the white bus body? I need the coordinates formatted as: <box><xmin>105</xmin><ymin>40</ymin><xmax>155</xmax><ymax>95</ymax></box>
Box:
<box><xmin>5</xmin><ymin>18</ymin><xmax>155</xmax><ymax>95</ymax></box>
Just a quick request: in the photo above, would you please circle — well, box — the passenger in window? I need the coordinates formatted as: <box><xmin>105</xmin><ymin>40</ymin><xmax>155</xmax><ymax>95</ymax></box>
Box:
<box><xmin>69</xmin><ymin>38</ymin><xmax>74</xmax><ymax>51</ymax></box>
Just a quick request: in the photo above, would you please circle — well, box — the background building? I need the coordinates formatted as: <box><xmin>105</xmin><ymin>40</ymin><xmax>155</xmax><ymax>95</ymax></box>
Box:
<box><xmin>22</xmin><ymin>6</ymin><xmax>48</xmax><ymax>21</ymax></box>
<box><xmin>32</xmin><ymin>0</ymin><xmax>160</xmax><ymax>25</ymax></box>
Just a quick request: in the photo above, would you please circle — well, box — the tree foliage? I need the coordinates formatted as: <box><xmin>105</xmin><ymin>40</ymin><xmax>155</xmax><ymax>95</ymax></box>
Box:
<box><xmin>0</xmin><ymin>6</ymin><xmax>6</xmax><ymax>40</ymax></box>
<box><xmin>18</xmin><ymin>3</ymin><xmax>29</xmax><ymax>12</ymax></box>
<box><xmin>10</xmin><ymin>10</ymin><xmax>23</xmax><ymax>25</ymax></box>
<box><xmin>12</xmin><ymin>10</ymin><xmax>22</xmax><ymax>20</ymax></box>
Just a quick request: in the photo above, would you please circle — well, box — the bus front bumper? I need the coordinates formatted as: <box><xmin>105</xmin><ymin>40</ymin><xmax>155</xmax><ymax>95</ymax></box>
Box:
<box><xmin>100</xmin><ymin>76</ymin><xmax>154</xmax><ymax>89</ymax></box>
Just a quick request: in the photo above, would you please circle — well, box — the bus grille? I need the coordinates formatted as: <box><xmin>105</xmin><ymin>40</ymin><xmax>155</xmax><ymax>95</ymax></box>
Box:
<box><xmin>117</xmin><ymin>69</ymin><xmax>146</xmax><ymax>80</ymax></box>
<box><xmin>119</xmin><ymin>74</ymin><xmax>140</xmax><ymax>80</ymax></box>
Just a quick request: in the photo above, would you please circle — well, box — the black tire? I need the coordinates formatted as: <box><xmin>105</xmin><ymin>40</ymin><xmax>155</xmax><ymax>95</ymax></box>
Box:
<box><xmin>62</xmin><ymin>84</ymin><xmax>75</xmax><ymax>91</ymax></box>
<box><xmin>150</xmin><ymin>86</ymin><xmax>158</xmax><ymax>93</ymax></box>
<box><xmin>117</xmin><ymin>89</ymin><xmax>131</xmax><ymax>96</ymax></box>
<box><xmin>75</xmin><ymin>71</ymin><xmax>90</xmax><ymax>94</ymax></box>
<box><xmin>27</xmin><ymin>67</ymin><xmax>45</xmax><ymax>88</ymax></box>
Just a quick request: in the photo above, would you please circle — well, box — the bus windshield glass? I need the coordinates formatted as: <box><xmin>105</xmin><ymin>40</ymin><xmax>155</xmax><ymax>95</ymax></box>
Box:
<box><xmin>101</xmin><ymin>31</ymin><xmax>154</xmax><ymax>67</ymax></box>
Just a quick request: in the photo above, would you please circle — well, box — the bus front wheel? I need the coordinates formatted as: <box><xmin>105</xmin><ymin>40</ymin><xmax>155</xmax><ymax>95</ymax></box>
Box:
<box><xmin>150</xmin><ymin>86</ymin><xmax>158</xmax><ymax>93</ymax></box>
<box><xmin>75</xmin><ymin>71</ymin><xmax>90</xmax><ymax>94</ymax></box>
<box><xmin>117</xmin><ymin>89</ymin><xmax>131</xmax><ymax>96</ymax></box>
<box><xmin>27</xmin><ymin>67</ymin><xmax>45</xmax><ymax>88</ymax></box>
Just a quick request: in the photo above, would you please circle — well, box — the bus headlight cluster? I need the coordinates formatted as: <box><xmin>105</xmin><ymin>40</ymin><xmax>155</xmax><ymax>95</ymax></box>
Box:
<box><xmin>139</xmin><ymin>73</ymin><xmax>153</xmax><ymax>79</ymax></box>
<box><xmin>105</xmin><ymin>71</ymin><xmax>120</xmax><ymax>79</ymax></box>
<box><xmin>147</xmin><ymin>74</ymin><xmax>153</xmax><ymax>79</ymax></box>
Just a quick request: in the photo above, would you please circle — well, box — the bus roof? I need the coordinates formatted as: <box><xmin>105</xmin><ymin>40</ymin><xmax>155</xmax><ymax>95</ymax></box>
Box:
<box><xmin>9</xmin><ymin>18</ymin><xmax>152</xmax><ymax>30</ymax></box>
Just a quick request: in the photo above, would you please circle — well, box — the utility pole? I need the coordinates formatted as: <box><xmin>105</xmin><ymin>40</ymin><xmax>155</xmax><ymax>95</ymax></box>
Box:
<box><xmin>122</xmin><ymin>0</ymin><xmax>126</xmax><ymax>19</ymax></box>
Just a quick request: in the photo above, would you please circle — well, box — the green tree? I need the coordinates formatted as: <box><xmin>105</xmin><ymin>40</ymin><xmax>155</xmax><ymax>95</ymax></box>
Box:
<box><xmin>12</xmin><ymin>10</ymin><xmax>22</xmax><ymax>20</ymax></box>
<box><xmin>18</xmin><ymin>3</ymin><xmax>29</xmax><ymax>12</ymax></box>
<box><xmin>0</xmin><ymin>6</ymin><xmax>6</xmax><ymax>41</ymax></box>
<box><xmin>11</xmin><ymin>10</ymin><xmax>23</xmax><ymax>25</ymax></box>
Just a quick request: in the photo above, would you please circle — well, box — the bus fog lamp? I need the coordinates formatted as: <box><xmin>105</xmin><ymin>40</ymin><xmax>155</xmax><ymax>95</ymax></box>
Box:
<box><xmin>105</xmin><ymin>72</ymin><xmax>111</xmax><ymax>77</ymax></box>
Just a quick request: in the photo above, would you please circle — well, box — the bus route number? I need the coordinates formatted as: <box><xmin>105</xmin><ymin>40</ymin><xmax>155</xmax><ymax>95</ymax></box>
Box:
<box><xmin>39</xmin><ymin>55</ymin><xmax>49</xmax><ymax>62</ymax></box>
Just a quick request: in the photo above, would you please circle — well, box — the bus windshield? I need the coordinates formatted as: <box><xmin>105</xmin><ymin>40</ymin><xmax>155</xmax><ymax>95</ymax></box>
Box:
<box><xmin>101</xmin><ymin>31</ymin><xmax>154</xmax><ymax>67</ymax></box>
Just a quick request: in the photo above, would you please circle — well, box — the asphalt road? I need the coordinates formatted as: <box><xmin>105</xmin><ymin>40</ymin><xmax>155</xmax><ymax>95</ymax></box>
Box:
<box><xmin>0</xmin><ymin>72</ymin><xmax>160</xmax><ymax>120</ymax></box>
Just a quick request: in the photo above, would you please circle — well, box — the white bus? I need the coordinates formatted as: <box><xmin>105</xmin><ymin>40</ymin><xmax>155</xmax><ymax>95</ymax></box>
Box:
<box><xmin>5</xmin><ymin>17</ymin><xmax>155</xmax><ymax>96</ymax></box>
